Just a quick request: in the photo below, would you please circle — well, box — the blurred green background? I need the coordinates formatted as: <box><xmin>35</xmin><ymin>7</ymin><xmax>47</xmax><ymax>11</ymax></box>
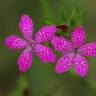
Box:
<box><xmin>0</xmin><ymin>0</ymin><xmax>96</xmax><ymax>96</ymax></box>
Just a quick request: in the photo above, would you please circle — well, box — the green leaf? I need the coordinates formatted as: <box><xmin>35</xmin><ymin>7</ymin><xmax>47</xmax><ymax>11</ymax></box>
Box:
<box><xmin>41</xmin><ymin>0</ymin><xmax>54</xmax><ymax>23</ymax></box>
<box><xmin>69</xmin><ymin>7</ymin><xmax>86</xmax><ymax>30</ymax></box>
<box><xmin>60</xmin><ymin>7</ymin><xmax>67</xmax><ymax>24</ymax></box>
<box><xmin>44</xmin><ymin>19</ymin><xmax>54</xmax><ymax>25</ymax></box>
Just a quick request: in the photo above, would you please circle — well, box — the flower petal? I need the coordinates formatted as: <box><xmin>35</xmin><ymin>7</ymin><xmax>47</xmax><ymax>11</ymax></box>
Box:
<box><xmin>19</xmin><ymin>14</ymin><xmax>33</xmax><ymax>40</ymax></box>
<box><xmin>5</xmin><ymin>35</ymin><xmax>27</xmax><ymax>49</ymax></box>
<box><xmin>55</xmin><ymin>52</ymin><xmax>74</xmax><ymax>74</ymax></box>
<box><xmin>35</xmin><ymin>25</ymin><xmax>57</xmax><ymax>43</ymax></box>
<box><xmin>71</xmin><ymin>26</ymin><xmax>86</xmax><ymax>48</ymax></box>
<box><xmin>51</xmin><ymin>36</ymin><xmax>73</xmax><ymax>53</ymax></box>
<box><xmin>34</xmin><ymin>44</ymin><xmax>56</xmax><ymax>63</ymax></box>
<box><xmin>17</xmin><ymin>48</ymin><xmax>32</xmax><ymax>72</ymax></box>
<box><xmin>73</xmin><ymin>54</ymin><xmax>88</xmax><ymax>76</ymax></box>
<box><xmin>79</xmin><ymin>42</ymin><xmax>96</xmax><ymax>56</ymax></box>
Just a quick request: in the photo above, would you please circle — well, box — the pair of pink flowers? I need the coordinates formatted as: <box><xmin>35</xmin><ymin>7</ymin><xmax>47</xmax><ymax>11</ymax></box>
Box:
<box><xmin>6</xmin><ymin>14</ymin><xmax>96</xmax><ymax>76</ymax></box>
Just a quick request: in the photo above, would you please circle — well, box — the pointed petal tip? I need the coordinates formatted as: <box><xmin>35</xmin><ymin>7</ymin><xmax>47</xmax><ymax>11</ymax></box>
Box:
<box><xmin>18</xmin><ymin>66</ymin><xmax>28</xmax><ymax>72</ymax></box>
<box><xmin>76</xmin><ymin>26</ymin><xmax>84</xmax><ymax>30</ymax></box>
<box><xmin>42</xmin><ymin>54</ymin><xmax>56</xmax><ymax>63</ymax></box>
<box><xmin>20</xmin><ymin>14</ymin><xmax>30</xmax><ymax>20</ymax></box>
<box><xmin>55</xmin><ymin>66</ymin><xmax>65</xmax><ymax>74</ymax></box>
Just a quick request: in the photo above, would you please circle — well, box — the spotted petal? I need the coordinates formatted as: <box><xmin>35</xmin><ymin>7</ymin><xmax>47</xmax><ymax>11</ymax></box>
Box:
<box><xmin>51</xmin><ymin>36</ymin><xmax>73</xmax><ymax>53</ymax></box>
<box><xmin>17</xmin><ymin>48</ymin><xmax>32</xmax><ymax>72</ymax></box>
<box><xmin>5</xmin><ymin>35</ymin><xmax>27</xmax><ymax>49</ymax></box>
<box><xmin>73</xmin><ymin>54</ymin><xmax>88</xmax><ymax>76</ymax></box>
<box><xmin>71</xmin><ymin>26</ymin><xmax>86</xmax><ymax>48</ymax></box>
<box><xmin>79</xmin><ymin>42</ymin><xmax>96</xmax><ymax>56</ymax></box>
<box><xmin>34</xmin><ymin>44</ymin><xmax>56</xmax><ymax>63</ymax></box>
<box><xmin>55</xmin><ymin>52</ymin><xmax>74</xmax><ymax>74</ymax></box>
<box><xmin>35</xmin><ymin>25</ymin><xmax>57</xmax><ymax>43</ymax></box>
<box><xmin>19</xmin><ymin>14</ymin><xmax>33</xmax><ymax>40</ymax></box>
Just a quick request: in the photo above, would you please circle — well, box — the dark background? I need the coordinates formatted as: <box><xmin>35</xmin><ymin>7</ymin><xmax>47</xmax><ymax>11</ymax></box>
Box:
<box><xmin>0</xmin><ymin>0</ymin><xmax>96</xmax><ymax>96</ymax></box>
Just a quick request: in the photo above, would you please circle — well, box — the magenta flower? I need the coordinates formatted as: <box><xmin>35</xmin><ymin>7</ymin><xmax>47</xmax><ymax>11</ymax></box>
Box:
<box><xmin>51</xmin><ymin>26</ymin><xmax>96</xmax><ymax>76</ymax></box>
<box><xmin>5</xmin><ymin>14</ymin><xmax>57</xmax><ymax>72</ymax></box>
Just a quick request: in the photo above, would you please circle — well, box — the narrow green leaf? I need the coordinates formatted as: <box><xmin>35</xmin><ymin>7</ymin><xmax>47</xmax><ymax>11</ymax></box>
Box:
<box><xmin>60</xmin><ymin>7</ymin><xmax>67</xmax><ymax>24</ymax></box>
<box><xmin>69</xmin><ymin>7</ymin><xmax>86</xmax><ymax>30</ymax></box>
<box><xmin>41</xmin><ymin>0</ymin><xmax>54</xmax><ymax>23</ymax></box>
<box><xmin>44</xmin><ymin>19</ymin><xmax>54</xmax><ymax>25</ymax></box>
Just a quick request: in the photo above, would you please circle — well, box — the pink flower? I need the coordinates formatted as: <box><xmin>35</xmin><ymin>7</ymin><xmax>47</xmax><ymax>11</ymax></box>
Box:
<box><xmin>5</xmin><ymin>14</ymin><xmax>57</xmax><ymax>72</ymax></box>
<box><xmin>51</xmin><ymin>26</ymin><xmax>96</xmax><ymax>76</ymax></box>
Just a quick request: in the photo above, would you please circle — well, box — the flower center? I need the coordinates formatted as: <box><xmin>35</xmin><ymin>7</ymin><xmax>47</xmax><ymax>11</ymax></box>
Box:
<box><xmin>26</xmin><ymin>39</ymin><xmax>37</xmax><ymax>51</ymax></box>
<box><xmin>73</xmin><ymin>48</ymin><xmax>79</xmax><ymax>55</ymax></box>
